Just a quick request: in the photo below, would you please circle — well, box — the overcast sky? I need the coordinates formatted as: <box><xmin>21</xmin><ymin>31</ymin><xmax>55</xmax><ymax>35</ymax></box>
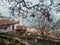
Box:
<box><xmin>0</xmin><ymin>0</ymin><xmax>60</xmax><ymax>26</ymax></box>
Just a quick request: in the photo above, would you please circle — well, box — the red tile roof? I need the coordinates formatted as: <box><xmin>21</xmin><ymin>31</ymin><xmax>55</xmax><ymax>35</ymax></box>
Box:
<box><xmin>0</xmin><ymin>19</ymin><xmax>19</xmax><ymax>29</ymax></box>
<box><xmin>16</xmin><ymin>25</ymin><xmax>28</xmax><ymax>30</ymax></box>
<box><xmin>0</xmin><ymin>19</ymin><xmax>19</xmax><ymax>25</ymax></box>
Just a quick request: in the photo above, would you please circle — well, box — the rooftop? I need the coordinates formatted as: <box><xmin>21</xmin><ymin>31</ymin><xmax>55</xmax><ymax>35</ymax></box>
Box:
<box><xmin>16</xmin><ymin>25</ymin><xmax>28</xmax><ymax>30</ymax></box>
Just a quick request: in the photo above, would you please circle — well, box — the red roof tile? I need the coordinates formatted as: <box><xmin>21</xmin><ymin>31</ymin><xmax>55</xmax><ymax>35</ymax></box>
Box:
<box><xmin>16</xmin><ymin>25</ymin><xmax>28</xmax><ymax>30</ymax></box>
<box><xmin>0</xmin><ymin>19</ymin><xmax>19</xmax><ymax>25</ymax></box>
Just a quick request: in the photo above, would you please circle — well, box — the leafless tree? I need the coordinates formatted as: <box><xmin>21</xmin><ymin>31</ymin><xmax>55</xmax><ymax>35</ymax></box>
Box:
<box><xmin>8</xmin><ymin>0</ymin><xmax>60</xmax><ymax>39</ymax></box>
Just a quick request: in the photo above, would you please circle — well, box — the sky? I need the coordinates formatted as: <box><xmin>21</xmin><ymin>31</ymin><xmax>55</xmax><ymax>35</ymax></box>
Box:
<box><xmin>24</xmin><ymin>0</ymin><xmax>40</xmax><ymax>7</ymax></box>
<box><xmin>0</xmin><ymin>0</ymin><xmax>60</xmax><ymax>26</ymax></box>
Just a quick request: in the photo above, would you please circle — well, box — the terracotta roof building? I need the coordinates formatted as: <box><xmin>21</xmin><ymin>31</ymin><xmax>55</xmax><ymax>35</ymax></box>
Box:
<box><xmin>0</xmin><ymin>16</ymin><xmax>19</xmax><ymax>32</ymax></box>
